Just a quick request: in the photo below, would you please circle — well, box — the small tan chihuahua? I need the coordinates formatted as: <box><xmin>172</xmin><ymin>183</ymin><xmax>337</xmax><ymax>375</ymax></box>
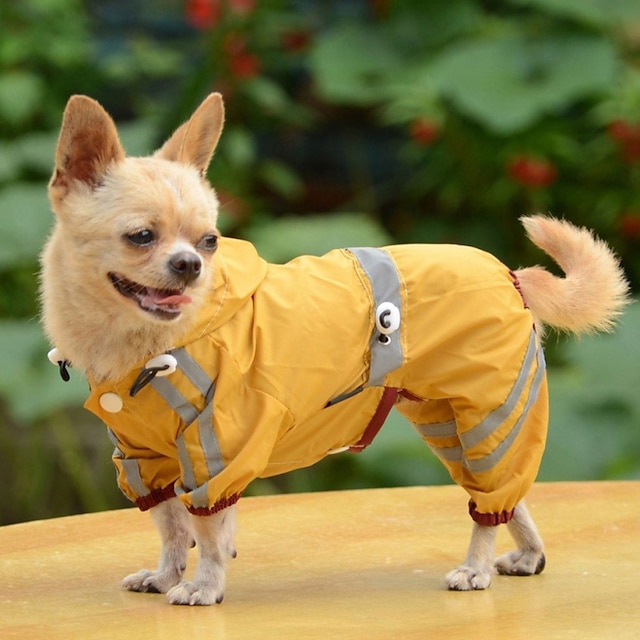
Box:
<box><xmin>40</xmin><ymin>93</ymin><xmax>629</xmax><ymax>605</ymax></box>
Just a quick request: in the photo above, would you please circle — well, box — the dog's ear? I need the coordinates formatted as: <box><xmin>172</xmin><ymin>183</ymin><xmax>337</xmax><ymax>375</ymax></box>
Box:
<box><xmin>154</xmin><ymin>93</ymin><xmax>224</xmax><ymax>175</ymax></box>
<box><xmin>49</xmin><ymin>95</ymin><xmax>125</xmax><ymax>202</ymax></box>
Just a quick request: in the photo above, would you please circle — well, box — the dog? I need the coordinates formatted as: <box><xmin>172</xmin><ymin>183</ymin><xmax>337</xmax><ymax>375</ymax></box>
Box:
<box><xmin>40</xmin><ymin>93</ymin><xmax>630</xmax><ymax>605</ymax></box>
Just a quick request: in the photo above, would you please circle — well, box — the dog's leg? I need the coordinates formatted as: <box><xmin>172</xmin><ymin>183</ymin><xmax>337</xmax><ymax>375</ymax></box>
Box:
<box><xmin>122</xmin><ymin>497</ymin><xmax>192</xmax><ymax>594</ymax></box>
<box><xmin>495</xmin><ymin>500</ymin><xmax>546</xmax><ymax>576</ymax></box>
<box><xmin>166</xmin><ymin>504</ymin><xmax>238</xmax><ymax>605</ymax></box>
<box><xmin>445</xmin><ymin>522</ymin><xmax>497</xmax><ymax>591</ymax></box>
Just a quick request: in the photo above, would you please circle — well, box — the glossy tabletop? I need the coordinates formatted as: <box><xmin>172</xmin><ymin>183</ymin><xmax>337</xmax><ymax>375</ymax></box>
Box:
<box><xmin>1</xmin><ymin>481</ymin><xmax>638</xmax><ymax>639</ymax></box>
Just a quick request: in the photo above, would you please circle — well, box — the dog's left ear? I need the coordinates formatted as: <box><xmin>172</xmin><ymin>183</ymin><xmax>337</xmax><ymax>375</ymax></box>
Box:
<box><xmin>155</xmin><ymin>93</ymin><xmax>225</xmax><ymax>175</ymax></box>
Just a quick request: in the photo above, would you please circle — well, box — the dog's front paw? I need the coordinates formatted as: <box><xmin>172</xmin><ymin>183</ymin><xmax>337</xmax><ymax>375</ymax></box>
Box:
<box><xmin>122</xmin><ymin>568</ymin><xmax>181</xmax><ymax>594</ymax></box>
<box><xmin>495</xmin><ymin>549</ymin><xmax>546</xmax><ymax>576</ymax></box>
<box><xmin>445</xmin><ymin>565</ymin><xmax>493</xmax><ymax>591</ymax></box>
<box><xmin>166</xmin><ymin>580</ymin><xmax>224</xmax><ymax>606</ymax></box>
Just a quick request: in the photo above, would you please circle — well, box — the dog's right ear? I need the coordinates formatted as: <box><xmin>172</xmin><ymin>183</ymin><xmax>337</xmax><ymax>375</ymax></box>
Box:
<box><xmin>49</xmin><ymin>95</ymin><xmax>125</xmax><ymax>204</ymax></box>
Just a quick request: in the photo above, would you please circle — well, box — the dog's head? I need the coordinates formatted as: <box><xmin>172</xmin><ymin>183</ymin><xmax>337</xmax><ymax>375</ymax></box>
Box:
<box><xmin>46</xmin><ymin>93</ymin><xmax>225</xmax><ymax>327</ymax></box>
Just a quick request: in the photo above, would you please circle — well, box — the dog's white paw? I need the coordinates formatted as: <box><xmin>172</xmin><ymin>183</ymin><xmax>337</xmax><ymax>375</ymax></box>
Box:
<box><xmin>445</xmin><ymin>565</ymin><xmax>493</xmax><ymax>591</ymax></box>
<box><xmin>166</xmin><ymin>580</ymin><xmax>224</xmax><ymax>606</ymax></box>
<box><xmin>495</xmin><ymin>549</ymin><xmax>546</xmax><ymax>576</ymax></box>
<box><xmin>122</xmin><ymin>568</ymin><xmax>181</xmax><ymax>594</ymax></box>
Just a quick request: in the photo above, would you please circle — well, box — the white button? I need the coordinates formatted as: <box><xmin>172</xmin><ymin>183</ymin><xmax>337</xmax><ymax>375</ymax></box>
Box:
<box><xmin>47</xmin><ymin>347</ymin><xmax>64</xmax><ymax>365</ymax></box>
<box><xmin>144</xmin><ymin>353</ymin><xmax>178</xmax><ymax>376</ymax></box>
<box><xmin>375</xmin><ymin>302</ymin><xmax>401</xmax><ymax>335</ymax></box>
<box><xmin>99</xmin><ymin>392</ymin><xmax>123</xmax><ymax>413</ymax></box>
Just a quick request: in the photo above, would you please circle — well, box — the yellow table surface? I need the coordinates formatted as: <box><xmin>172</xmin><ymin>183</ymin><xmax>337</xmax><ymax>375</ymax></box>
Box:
<box><xmin>0</xmin><ymin>481</ymin><xmax>638</xmax><ymax>639</ymax></box>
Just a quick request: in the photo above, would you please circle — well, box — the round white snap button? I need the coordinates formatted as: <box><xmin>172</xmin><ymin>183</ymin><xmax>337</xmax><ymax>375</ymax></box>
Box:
<box><xmin>144</xmin><ymin>353</ymin><xmax>178</xmax><ymax>376</ymax></box>
<box><xmin>99</xmin><ymin>392</ymin><xmax>123</xmax><ymax>413</ymax></box>
<box><xmin>47</xmin><ymin>347</ymin><xmax>64</xmax><ymax>366</ymax></box>
<box><xmin>375</xmin><ymin>302</ymin><xmax>401</xmax><ymax>335</ymax></box>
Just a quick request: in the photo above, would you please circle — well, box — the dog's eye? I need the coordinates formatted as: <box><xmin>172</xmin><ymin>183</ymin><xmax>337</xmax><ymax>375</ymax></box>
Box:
<box><xmin>198</xmin><ymin>235</ymin><xmax>219</xmax><ymax>252</ymax></box>
<box><xmin>126</xmin><ymin>229</ymin><xmax>156</xmax><ymax>246</ymax></box>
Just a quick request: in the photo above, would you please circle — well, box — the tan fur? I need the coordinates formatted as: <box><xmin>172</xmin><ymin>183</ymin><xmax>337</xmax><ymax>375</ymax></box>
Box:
<box><xmin>40</xmin><ymin>94</ymin><xmax>225</xmax><ymax>382</ymax></box>
<box><xmin>40</xmin><ymin>93</ymin><xmax>631</xmax><ymax>604</ymax></box>
<box><xmin>515</xmin><ymin>215</ymin><xmax>630</xmax><ymax>336</ymax></box>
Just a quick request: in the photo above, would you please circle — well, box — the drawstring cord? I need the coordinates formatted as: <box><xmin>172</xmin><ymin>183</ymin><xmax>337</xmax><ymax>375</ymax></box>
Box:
<box><xmin>129</xmin><ymin>364</ymin><xmax>170</xmax><ymax>397</ymax></box>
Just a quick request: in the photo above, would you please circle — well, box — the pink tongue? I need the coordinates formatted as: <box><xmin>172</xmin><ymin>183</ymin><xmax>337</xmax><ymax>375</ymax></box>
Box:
<box><xmin>154</xmin><ymin>293</ymin><xmax>192</xmax><ymax>306</ymax></box>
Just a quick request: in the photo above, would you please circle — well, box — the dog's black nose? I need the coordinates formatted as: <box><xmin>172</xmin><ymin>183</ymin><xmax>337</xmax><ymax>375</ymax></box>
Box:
<box><xmin>169</xmin><ymin>251</ymin><xmax>202</xmax><ymax>284</ymax></box>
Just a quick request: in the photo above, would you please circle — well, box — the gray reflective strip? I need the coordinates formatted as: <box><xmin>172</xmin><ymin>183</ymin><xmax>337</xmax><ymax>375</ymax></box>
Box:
<box><xmin>349</xmin><ymin>247</ymin><xmax>404</xmax><ymax>386</ymax></box>
<box><xmin>172</xmin><ymin>348</ymin><xmax>214</xmax><ymax>399</ymax></box>
<box><xmin>152</xmin><ymin>377</ymin><xmax>199</xmax><ymax>425</ymax></box>
<box><xmin>414</xmin><ymin>420</ymin><xmax>457</xmax><ymax>439</ymax></box>
<box><xmin>428</xmin><ymin>443</ymin><xmax>463</xmax><ymax>462</ymax></box>
<box><xmin>176</xmin><ymin>433</ymin><xmax>197</xmax><ymax>491</ymax></box>
<box><xmin>198</xmin><ymin>399</ymin><xmax>224</xmax><ymax>478</ymax></box>
<box><xmin>460</xmin><ymin>330</ymin><xmax>538</xmax><ymax>450</ymax></box>
<box><xmin>191</xmin><ymin>484</ymin><xmax>210</xmax><ymax>509</ymax></box>
<box><xmin>151</xmin><ymin>358</ymin><xmax>225</xmax><ymax>497</ymax></box>
<box><xmin>466</xmin><ymin>344</ymin><xmax>546</xmax><ymax>473</ymax></box>
<box><xmin>107</xmin><ymin>428</ymin><xmax>150</xmax><ymax>497</ymax></box>
<box><xmin>419</xmin><ymin>338</ymin><xmax>546</xmax><ymax>473</ymax></box>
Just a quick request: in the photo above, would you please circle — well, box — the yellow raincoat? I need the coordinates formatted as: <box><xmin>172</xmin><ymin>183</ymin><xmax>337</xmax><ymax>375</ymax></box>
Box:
<box><xmin>83</xmin><ymin>237</ymin><xmax>547</xmax><ymax>525</ymax></box>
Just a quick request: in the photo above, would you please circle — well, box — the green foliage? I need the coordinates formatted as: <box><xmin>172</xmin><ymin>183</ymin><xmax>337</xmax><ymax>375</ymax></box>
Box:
<box><xmin>541</xmin><ymin>304</ymin><xmax>640</xmax><ymax>481</ymax></box>
<box><xmin>246</xmin><ymin>213</ymin><xmax>393</xmax><ymax>263</ymax></box>
<box><xmin>1</xmin><ymin>0</ymin><xmax>639</xmax><ymax>524</ymax></box>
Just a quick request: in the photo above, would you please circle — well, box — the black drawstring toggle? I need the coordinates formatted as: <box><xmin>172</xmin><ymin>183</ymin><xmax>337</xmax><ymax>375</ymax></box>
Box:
<box><xmin>129</xmin><ymin>364</ymin><xmax>170</xmax><ymax>397</ymax></box>
<box><xmin>58</xmin><ymin>360</ymin><xmax>71</xmax><ymax>382</ymax></box>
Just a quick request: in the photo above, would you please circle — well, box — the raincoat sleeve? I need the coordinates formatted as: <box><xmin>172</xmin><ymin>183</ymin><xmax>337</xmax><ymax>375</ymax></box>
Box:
<box><xmin>171</xmin><ymin>383</ymin><xmax>295</xmax><ymax>516</ymax></box>
<box><xmin>109</xmin><ymin>431</ymin><xmax>181</xmax><ymax>511</ymax></box>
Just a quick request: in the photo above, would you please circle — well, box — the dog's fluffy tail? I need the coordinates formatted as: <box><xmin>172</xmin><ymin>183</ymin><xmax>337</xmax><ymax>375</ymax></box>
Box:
<box><xmin>515</xmin><ymin>215</ymin><xmax>631</xmax><ymax>335</ymax></box>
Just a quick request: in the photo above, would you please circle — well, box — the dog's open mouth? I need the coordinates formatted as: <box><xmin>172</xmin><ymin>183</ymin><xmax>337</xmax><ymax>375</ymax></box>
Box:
<box><xmin>109</xmin><ymin>273</ymin><xmax>192</xmax><ymax>320</ymax></box>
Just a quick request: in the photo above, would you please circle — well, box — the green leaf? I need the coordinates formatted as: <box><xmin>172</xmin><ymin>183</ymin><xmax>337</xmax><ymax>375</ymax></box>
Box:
<box><xmin>0</xmin><ymin>71</ymin><xmax>45</xmax><ymax>126</ymax></box>
<box><xmin>221</xmin><ymin>127</ymin><xmax>257</xmax><ymax>169</ymax></box>
<box><xmin>429</xmin><ymin>31</ymin><xmax>619</xmax><ymax>133</ymax></box>
<box><xmin>257</xmin><ymin>159</ymin><xmax>304</xmax><ymax>200</ymax></box>
<box><xmin>0</xmin><ymin>184</ymin><xmax>52</xmax><ymax>267</ymax></box>
<box><xmin>309</xmin><ymin>23</ymin><xmax>401</xmax><ymax>105</ymax></box>
<box><xmin>245</xmin><ymin>212</ymin><xmax>394</xmax><ymax>263</ymax></box>
<box><xmin>506</xmin><ymin>0</ymin><xmax>640</xmax><ymax>26</ymax></box>
<box><xmin>10</xmin><ymin>130</ymin><xmax>58</xmax><ymax>175</ymax></box>
<box><xmin>541</xmin><ymin>302</ymin><xmax>640</xmax><ymax>480</ymax></box>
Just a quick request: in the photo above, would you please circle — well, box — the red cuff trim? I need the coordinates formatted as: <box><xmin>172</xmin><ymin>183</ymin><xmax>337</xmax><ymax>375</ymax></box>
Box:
<box><xmin>469</xmin><ymin>500</ymin><xmax>515</xmax><ymax>526</ymax></box>
<box><xmin>136</xmin><ymin>485</ymin><xmax>177</xmax><ymax>512</ymax></box>
<box><xmin>187</xmin><ymin>493</ymin><xmax>241</xmax><ymax>516</ymax></box>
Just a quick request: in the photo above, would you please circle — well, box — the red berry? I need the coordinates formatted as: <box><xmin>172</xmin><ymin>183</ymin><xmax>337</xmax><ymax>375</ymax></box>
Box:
<box><xmin>223</xmin><ymin>32</ymin><xmax>247</xmax><ymax>57</ymax></box>
<box><xmin>370</xmin><ymin>0</ymin><xmax>391</xmax><ymax>17</ymax></box>
<box><xmin>186</xmin><ymin>0</ymin><xmax>221</xmax><ymax>30</ymax></box>
<box><xmin>608</xmin><ymin>119</ymin><xmax>633</xmax><ymax>143</ymax></box>
<box><xmin>230</xmin><ymin>52</ymin><xmax>261</xmax><ymax>78</ymax></box>
<box><xmin>409</xmin><ymin>118</ymin><xmax>439</xmax><ymax>146</ymax></box>
<box><xmin>281</xmin><ymin>29</ymin><xmax>311</xmax><ymax>52</ymax></box>
<box><xmin>507</xmin><ymin>155</ymin><xmax>557</xmax><ymax>188</ymax></box>
<box><xmin>623</xmin><ymin>139</ymin><xmax>640</xmax><ymax>163</ymax></box>
<box><xmin>619</xmin><ymin>212</ymin><xmax>640</xmax><ymax>239</ymax></box>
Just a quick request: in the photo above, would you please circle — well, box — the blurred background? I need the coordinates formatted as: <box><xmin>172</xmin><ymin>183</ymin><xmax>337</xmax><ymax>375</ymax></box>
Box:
<box><xmin>1</xmin><ymin>0</ymin><xmax>640</xmax><ymax>525</ymax></box>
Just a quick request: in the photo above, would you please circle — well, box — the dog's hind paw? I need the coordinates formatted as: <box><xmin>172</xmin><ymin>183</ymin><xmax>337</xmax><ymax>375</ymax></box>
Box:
<box><xmin>166</xmin><ymin>580</ymin><xmax>224</xmax><ymax>606</ymax></box>
<box><xmin>495</xmin><ymin>549</ymin><xmax>546</xmax><ymax>576</ymax></box>
<box><xmin>445</xmin><ymin>565</ymin><xmax>493</xmax><ymax>591</ymax></box>
<box><xmin>122</xmin><ymin>568</ymin><xmax>182</xmax><ymax>594</ymax></box>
